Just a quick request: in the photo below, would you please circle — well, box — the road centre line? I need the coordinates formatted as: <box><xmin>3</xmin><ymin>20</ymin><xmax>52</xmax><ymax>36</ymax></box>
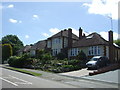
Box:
<box><xmin>9</xmin><ymin>75</ymin><xmax>32</xmax><ymax>84</ymax></box>
<box><xmin>0</xmin><ymin>77</ymin><xmax>18</xmax><ymax>86</ymax></box>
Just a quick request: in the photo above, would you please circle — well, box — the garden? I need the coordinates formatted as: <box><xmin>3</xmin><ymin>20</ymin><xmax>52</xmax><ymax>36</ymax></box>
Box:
<box><xmin>7</xmin><ymin>50</ymin><xmax>88</xmax><ymax>73</ymax></box>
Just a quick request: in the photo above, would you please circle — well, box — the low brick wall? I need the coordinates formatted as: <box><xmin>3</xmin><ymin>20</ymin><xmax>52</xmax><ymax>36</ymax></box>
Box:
<box><xmin>89</xmin><ymin>63</ymin><xmax>120</xmax><ymax>76</ymax></box>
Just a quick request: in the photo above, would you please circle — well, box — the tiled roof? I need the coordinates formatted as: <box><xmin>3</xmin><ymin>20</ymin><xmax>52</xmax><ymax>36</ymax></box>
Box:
<box><xmin>48</xmin><ymin>30</ymin><xmax>79</xmax><ymax>40</ymax></box>
<box><xmin>72</xmin><ymin>33</ymin><xmax>109</xmax><ymax>47</ymax></box>
<box><xmin>18</xmin><ymin>45</ymin><xmax>31</xmax><ymax>52</ymax></box>
<box><xmin>30</xmin><ymin>40</ymin><xmax>46</xmax><ymax>50</ymax></box>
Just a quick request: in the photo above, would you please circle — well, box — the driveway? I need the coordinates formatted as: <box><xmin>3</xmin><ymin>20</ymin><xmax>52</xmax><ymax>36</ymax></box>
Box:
<box><xmin>59</xmin><ymin>68</ymin><xmax>94</xmax><ymax>77</ymax></box>
<box><xmin>82</xmin><ymin>69</ymin><xmax>119</xmax><ymax>84</ymax></box>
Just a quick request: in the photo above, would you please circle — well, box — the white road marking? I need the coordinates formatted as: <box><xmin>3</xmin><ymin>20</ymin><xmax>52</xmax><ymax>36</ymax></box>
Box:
<box><xmin>9</xmin><ymin>75</ymin><xmax>32</xmax><ymax>84</ymax></box>
<box><xmin>0</xmin><ymin>77</ymin><xmax>18</xmax><ymax>86</ymax></box>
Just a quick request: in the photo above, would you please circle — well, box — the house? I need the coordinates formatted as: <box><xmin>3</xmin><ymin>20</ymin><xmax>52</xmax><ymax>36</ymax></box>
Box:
<box><xmin>30</xmin><ymin>40</ymin><xmax>47</xmax><ymax>56</ymax></box>
<box><xmin>18</xmin><ymin>45</ymin><xmax>31</xmax><ymax>56</ymax></box>
<box><xmin>46</xmin><ymin>28</ymin><xmax>79</xmax><ymax>56</ymax></box>
<box><xmin>68</xmin><ymin>28</ymin><xmax>120</xmax><ymax>63</ymax></box>
<box><xmin>18</xmin><ymin>27</ymin><xmax>120</xmax><ymax>63</ymax></box>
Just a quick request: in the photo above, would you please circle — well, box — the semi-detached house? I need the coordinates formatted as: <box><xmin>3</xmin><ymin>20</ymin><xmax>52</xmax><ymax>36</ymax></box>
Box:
<box><xmin>19</xmin><ymin>27</ymin><xmax>120</xmax><ymax>63</ymax></box>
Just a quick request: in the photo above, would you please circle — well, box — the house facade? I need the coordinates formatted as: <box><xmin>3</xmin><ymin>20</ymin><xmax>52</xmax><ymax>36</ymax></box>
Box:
<box><xmin>30</xmin><ymin>40</ymin><xmax>47</xmax><ymax>56</ymax></box>
<box><xmin>68</xmin><ymin>29</ymin><xmax>120</xmax><ymax>63</ymax></box>
<box><xmin>18</xmin><ymin>27</ymin><xmax>120</xmax><ymax>63</ymax></box>
<box><xmin>46</xmin><ymin>28</ymin><xmax>79</xmax><ymax>56</ymax></box>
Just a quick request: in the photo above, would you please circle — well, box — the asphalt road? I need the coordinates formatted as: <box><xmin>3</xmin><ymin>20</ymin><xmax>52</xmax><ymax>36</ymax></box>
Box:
<box><xmin>0</xmin><ymin>67</ymin><xmax>78</xmax><ymax>88</ymax></box>
<box><xmin>0</xmin><ymin>67</ymin><xmax>119</xmax><ymax>89</ymax></box>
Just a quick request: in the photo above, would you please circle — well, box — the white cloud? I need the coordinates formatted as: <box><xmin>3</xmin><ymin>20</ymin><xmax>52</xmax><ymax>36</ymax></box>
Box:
<box><xmin>42</xmin><ymin>28</ymin><xmax>90</xmax><ymax>38</ymax></box>
<box><xmin>32</xmin><ymin>15</ymin><xmax>39</xmax><ymax>20</ymax></box>
<box><xmin>83</xmin><ymin>0</ymin><xmax>120</xmax><ymax>20</ymax></box>
<box><xmin>42</xmin><ymin>33</ymin><xmax>49</xmax><ymax>37</ymax></box>
<box><xmin>19</xmin><ymin>21</ymin><xmax>22</xmax><ymax>23</ymax></box>
<box><xmin>7</xmin><ymin>4</ymin><xmax>14</xmax><ymax>8</ymax></box>
<box><xmin>49</xmin><ymin>28</ymin><xmax>60</xmax><ymax>34</ymax></box>
<box><xmin>9</xmin><ymin>18</ymin><xmax>22</xmax><ymax>24</ymax></box>
<box><xmin>25</xmin><ymin>35</ymin><xmax>29</xmax><ymax>39</ymax></box>
<box><xmin>99</xmin><ymin>31</ymin><xmax>118</xmax><ymax>40</ymax></box>
<box><xmin>71</xmin><ymin>28</ymin><xmax>119</xmax><ymax>40</ymax></box>
<box><xmin>9</xmin><ymin>19</ymin><xmax>17</xmax><ymax>23</ymax></box>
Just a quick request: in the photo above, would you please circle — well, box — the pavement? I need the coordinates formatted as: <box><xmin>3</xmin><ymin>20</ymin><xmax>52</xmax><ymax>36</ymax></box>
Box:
<box><xmin>1</xmin><ymin>64</ymin><xmax>119</xmax><ymax>88</ymax></box>
<box><xmin>59</xmin><ymin>68</ymin><xmax>93</xmax><ymax>77</ymax></box>
<box><xmin>81</xmin><ymin>69</ymin><xmax>119</xmax><ymax>84</ymax></box>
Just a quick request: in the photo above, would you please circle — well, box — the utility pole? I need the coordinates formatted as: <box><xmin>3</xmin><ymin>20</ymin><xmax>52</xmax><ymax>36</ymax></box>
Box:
<box><xmin>107</xmin><ymin>15</ymin><xmax>113</xmax><ymax>30</ymax></box>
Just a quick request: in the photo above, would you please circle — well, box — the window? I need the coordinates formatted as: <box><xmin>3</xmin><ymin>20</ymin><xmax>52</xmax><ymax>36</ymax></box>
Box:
<box><xmin>70</xmin><ymin>48</ymin><xmax>79</xmax><ymax>56</ymax></box>
<box><xmin>94</xmin><ymin>46</ymin><xmax>97</xmax><ymax>55</ymax></box>
<box><xmin>52</xmin><ymin>49</ymin><xmax>61</xmax><ymax>56</ymax></box>
<box><xmin>52</xmin><ymin>38</ymin><xmax>61</xmax><ymax>44</ymax></box>
<box><xmin>47</xmin><ymin>41</ymin><xmax>51</xmax><ymax>48</ymax></box>
<box><xmin>88</xmin><ymin>46</ymin><xmax>100</xmax><ymax>56</ymax></box>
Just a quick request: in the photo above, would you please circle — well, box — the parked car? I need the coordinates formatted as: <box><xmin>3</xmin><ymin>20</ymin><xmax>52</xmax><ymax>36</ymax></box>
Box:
<box><xmin>86</xmin><ymin>56</ymin><xmax>109</xmax><ymax>69</ymax></box>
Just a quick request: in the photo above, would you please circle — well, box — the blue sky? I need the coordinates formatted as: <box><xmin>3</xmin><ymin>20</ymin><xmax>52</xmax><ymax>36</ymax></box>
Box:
<box><xmin>1</xmin><ymin>0</ymin><xmax>119</xmax><ymax>45</ymax></box>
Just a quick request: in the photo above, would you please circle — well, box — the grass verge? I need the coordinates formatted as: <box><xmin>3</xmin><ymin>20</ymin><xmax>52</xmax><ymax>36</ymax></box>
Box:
<box><xmin>3</xmin><ymin>66</ymin><xmax>42</xmax><ymax>76</ymax></box>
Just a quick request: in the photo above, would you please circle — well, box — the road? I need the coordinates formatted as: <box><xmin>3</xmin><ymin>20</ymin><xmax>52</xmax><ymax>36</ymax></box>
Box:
<box><xmin>0</xmin><ymin>67</ymin><xmax>78</xmax><ymax>88</ymax></box>
<box><xmin>0</xmin><ymin>67</ymin><xmax>119</xmax><ymax>89</ymax></box>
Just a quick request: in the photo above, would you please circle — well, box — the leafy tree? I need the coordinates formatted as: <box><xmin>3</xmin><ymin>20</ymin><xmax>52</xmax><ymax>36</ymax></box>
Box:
<box><xmin>1</xmin><ymin>35</ymin><xmax>24</xmax><ymax>55</ymax></box>
<box><xmin>2</xmin><ymin>44</ymin><xmax>13</xmax><ymax>63</ymax></box>
<box><xmin>114</xmin><ymin>39</ymin><xmax>120</xmax><ymax>47</ymax></box>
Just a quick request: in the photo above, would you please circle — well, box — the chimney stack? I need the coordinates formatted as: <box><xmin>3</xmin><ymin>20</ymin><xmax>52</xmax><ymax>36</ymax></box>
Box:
<box><xmin>61</xmin><ymin>30</ymin><xmax>63</xmax><ymax>36</ymax></box>
<box><xmin>109</xmin><ymin>30</ymin><xmax>113</xmax><ymax>45</ymax></box>
<box><xmin>68</xmin><ymin>28</ymin><xmax>72</xmax><ymax>48</ymax></box>
<box><xmin>79</xmin><ymin>27</ymin><xmax>83</xmax><ymax>39</ymax></box>
<box><xmin>108</xmin><ymin>30</ymin><xmax>114</xmax><ymax>63</ymax></box>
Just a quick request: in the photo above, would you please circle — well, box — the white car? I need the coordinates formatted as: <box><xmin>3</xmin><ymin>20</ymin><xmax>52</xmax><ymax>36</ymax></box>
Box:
<box><xmin>86</xmin><ymin>56</ymin><xmax>109</xmax><ymax>69</ymax></box>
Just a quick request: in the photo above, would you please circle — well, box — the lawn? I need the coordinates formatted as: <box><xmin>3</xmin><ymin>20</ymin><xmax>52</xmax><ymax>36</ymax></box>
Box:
<box><xmin>3</xmin><ymin>66</ymin><xmax>42</xmax><ymax>76</ymax></box>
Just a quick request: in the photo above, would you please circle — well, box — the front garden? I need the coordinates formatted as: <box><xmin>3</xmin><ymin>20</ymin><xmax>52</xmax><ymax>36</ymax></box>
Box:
<box><xmin>7</xmin><ymin>50</ymin><xmax>88</xmax><ymax>73</ymax></box>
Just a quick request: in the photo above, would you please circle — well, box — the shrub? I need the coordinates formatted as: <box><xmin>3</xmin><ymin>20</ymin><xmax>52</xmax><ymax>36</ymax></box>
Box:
<box><xmin>77</xmin><ymin>50</ymin><xmax>87</xmax><ymax>61</ymax></box>
<box><xmin>56</xmin><ymin>52</ymin><xmax>67</xmax><ymax>60</ymax></box>
<box><xmin>62</xmin><ymin>65</ymin><xmax>74</xmax><ymax>72</ymax></box>
<box><xmin>68</xmin><ymin>59</ymin><xmax>81</xmax><ymax>65</ymax></box>
<box><xmin>42</xmin><ymin>53</ymin><xmax>52</xmax><ymax>61</ymax></box>
<box><xmin>8</xmin><ymin>56</ymin><xmax>21</xmax><ymax>67</ymax></box>
<box><xmin>8</xmin><ymin>53</ymin><xmax>31</xmax><ymax>68</ymax></box>
<box><xmin>2</xmin><ymin>44</ymin><xmax>13</xmax><ymax>63</ymax></box>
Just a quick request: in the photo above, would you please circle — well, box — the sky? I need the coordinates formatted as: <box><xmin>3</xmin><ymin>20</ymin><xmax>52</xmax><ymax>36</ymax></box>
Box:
<box><xmin>1</xmin><ymin>0</ymin><xmax>120</xmax><ymax>45</ymax></box>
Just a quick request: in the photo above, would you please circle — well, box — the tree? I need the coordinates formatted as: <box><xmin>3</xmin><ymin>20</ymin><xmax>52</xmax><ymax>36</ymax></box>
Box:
<box><xmin>2</xmin><ymin>44</ymin><xmax>13</xmax><ymax>63</ymax></box>
<box><xmin>114</xmin><ymin>39</ymin><xmax>120</xmax><ymax>47</ymax></box>
<box><xmin>1</xmin><ymin>35</ymin><xmax>24</xmax><ymax>55</ymax></box>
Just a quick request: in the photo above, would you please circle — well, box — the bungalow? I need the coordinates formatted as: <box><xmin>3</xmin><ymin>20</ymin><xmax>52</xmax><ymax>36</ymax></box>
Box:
<box><xmin>30</xmin><ymin>40</ymin><xmax>47</xmax><ymax>56</ymax></box>
<box><xmin>68</xmin><ymin>28</ymin><xmax>120</xmax><ymax>63</ymax></box>
<box><xmin>18</xmin><ymin>45</ymin><xmax>31</xmax><ymax>56</ymax></box>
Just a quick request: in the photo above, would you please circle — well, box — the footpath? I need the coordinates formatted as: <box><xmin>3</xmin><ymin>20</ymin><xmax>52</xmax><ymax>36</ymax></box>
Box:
<box><xmin>1</xmin><ymin>64</ymin><xmax>119</xmax><ymax>88</ymax></box>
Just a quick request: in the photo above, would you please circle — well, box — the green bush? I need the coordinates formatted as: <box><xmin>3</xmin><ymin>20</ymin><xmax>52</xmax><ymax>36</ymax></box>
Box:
<box><xmin>68</xmin><ymin>59</ymin><xmax>81</xmax><ymax>65</ymax></box>
<box><xmin>8</xmin><ymin>53</ymin><xmax>32</xmax><ymax>68</ymax></box>
<box><xmin>77</xmin><ymin>50</ymin><xmax>87</xmax><ymax>60</ymax></box>
<box><xmin>42</xmin><ymin>53</ymin><xmax>52</xmax><ymax>61</ymax></box>
<box><xmin>8</xmin><ymin>56</ymin><xmax>21</xmax><ymax>67</ymax></box>
<box><xmin>2</xmin><ymin>44</ymin><xmax>13</xmax><ymax>63</ymax></box>
<box><xmin>56</xmin><ymin>52</ymin><xmax>67</xmax><ymax>60</ymax></box>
